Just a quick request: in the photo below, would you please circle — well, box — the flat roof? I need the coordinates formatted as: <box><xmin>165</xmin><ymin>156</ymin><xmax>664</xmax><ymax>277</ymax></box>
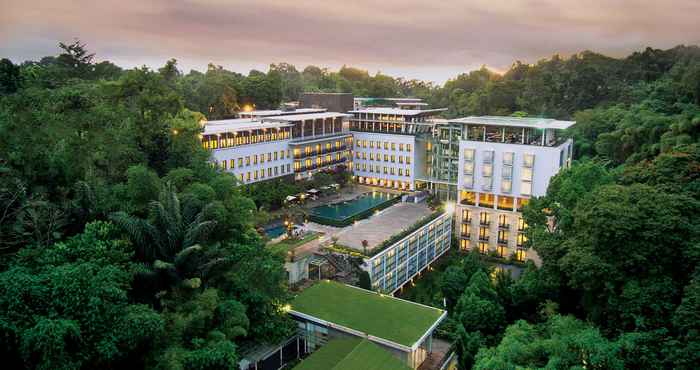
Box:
<box><xmin>349</xmin><ymin>107</ymin><xmax>447</xmax><ymax>116</ymax></box>
<box><xmin>202</xmin><ymin>118</ymin><xmax>292</xmax><ymax>135</ymax></box>
<box><xmin>262</xmin><ymin>112</ymin><xmax>351</xmax><ymax>122</ymax></box>
<box><xmin>290</xmin><ymin>281</ymin><xmax>445</xmax><ymax>348</ymax></box>
<box><xmin>334</xmin><ymin>202</ymin><xmax>433</xmax><ymax>252</ymax></box>
<box><xmin>355</xmin><ymin>97</ymin><xmax>423</xmax><ymax>102</ymax></box>
<box><xmin>293</xmin><ymin>338</ymin><xmax>410</xmax><ymax>370</ymax></box>
<box><xmin>239</xmin><ymin>108</ymin><xmax>327</xmax><ymax>117</ymax></box>
<box><xmin>449</xmin><ymin>116</ymin><xmax>575</xmax><ymax>130</ymax></box>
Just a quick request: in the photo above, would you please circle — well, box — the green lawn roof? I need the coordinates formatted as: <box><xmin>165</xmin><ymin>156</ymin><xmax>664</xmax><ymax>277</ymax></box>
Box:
<box><xmin>293</xmin><ymin>338</ymin><xmax>411</xmax><ymax>370</ymax></box>
<box><xmin>290</xmin><ymin>281</ymin><xmax>444</xmax><ymax>347</ymax></box>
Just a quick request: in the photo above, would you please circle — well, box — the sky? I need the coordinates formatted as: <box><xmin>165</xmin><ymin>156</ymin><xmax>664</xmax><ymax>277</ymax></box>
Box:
<box><xmin>2</xmin><ymin>0</ymin><xmax>699</xmax><ymax>84</ymax></box>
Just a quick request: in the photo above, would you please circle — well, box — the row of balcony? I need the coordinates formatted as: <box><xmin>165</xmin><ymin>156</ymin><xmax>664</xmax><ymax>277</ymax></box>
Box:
<box><xmin>294</xmin><ymin>157</ymin><xmax>347</xmax><ymax>172</ymax></box>
<box><xmin>293</xmin><ymin>145</ymin><xmax>348</xmax><ymax>159</ymax></box>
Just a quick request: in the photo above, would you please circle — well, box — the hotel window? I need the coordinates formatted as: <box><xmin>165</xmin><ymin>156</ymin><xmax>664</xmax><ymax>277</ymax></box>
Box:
<box><xmin>464</xmin><ymin>149</ymin><xmax>475</xmax><ymax>162</ymax></box>
<box><xmin>518</xmin><ymin>217</ymin><xmax>527</xmax><ymax>231</ymax></box>
<box><xmin>515</xmin><ymin>248</ymin><xmax>525</xmax><ymax>262</ymax></box>
<box><xmin>407</xmin><ymin>144</ymin><xmax>412</xmax><ymax>152</ymax></box>
<box><xmin>398</xmin><ymin>156</ymin><xmax>403</xmax><ymax>164</ymax></box>
<box><xmin>229</xmin><ymin>159</ymin><xmax>235</xmax><ymax>169</ymax></box>
<box><xmin>498</xmin><ymin>230</ymin><xmax>509</xmax><ymax>244</ymax></box>
<box><xmin>356</xmin><ymin>141</ymin><xmax>361</xmax><ymax>148</ymax></box>
<box><xmin>483</xmin><ymin>150</ymin><xmax>494</xmax><ymax>164</ymax></box>
<box><xmin>503</xmin><ymin>152</ymin><xmax>514</xmax><ymax>166</ymax></box>
<box><xmin>479</xmin><ymin>227</ymin><xmax>489</xmax><ymax>241</ymax></box>
<box><xmin>501</xmin><ymin>179</ymin><xmax>512</xmax><ymax>193</ymax></box>
<box><xmin>480</xmin><ymin>212</ymin><xmax>491</xmax><ymax>226</ymax></box>
<box><xmin>356</xmin><ymin>152</ymin><xmax>360</xmax><ymax>159</ymax></box>
<box><xmin>464</xmin><ymin>162</ymin><xmax>474</xmax><ymax>175</ymax></box>
<box><xmin>384</xmin><ymin>154</ymin><xmax>389</xmax><ymax>161</ymax></box>
<box><xmin>460</xmin><ymin>239</ymin><xmax>469</xmax><ymax>250</ymax></box>
<box><xmin>390</xmin><ymin>168</ymin><xmax>396</xmax><ymax>175</ymax></box>
<box><xmin>463</xmin><ymin>176</ymin><xmax>474</xmax><ymax>189</ymax></box>
<box><xmin>521</xmin><ymin>167</ymin><xmax>533</xmax><ymax>182</ymax></box>
<box><xmin>383</xmin><ymin>166</ymin><xmax>388</xmax><ymax>174</ymax></box>
<box><xmin>399</xmin><ymin>143</ymin><xmax>404</xmax><ymax>151</ymax></box>
<box><xmin>253</xmin><ymin>155</ymin><xmax>258</xmax><ymax>165</ymax></box>
<box><xmin>246</xmin><ymin>172</ymin><xmax>251</xmax><ymax>181</ymax></box>
<box><xmin>502</xmin><ymin>165</ymin><xmax>513</xmax><ymax>178</ymax></box>
<box><xmin>294</xmin><ymin>162</ymin><xmax>301</xmax><ymax>171</ymax></box>
<box><xmin>239</xmin><ymin>173</ymin><xmax>244</xmax><ymax>182</ymax></box>
<box><xmin>497</xmin><ymin>246</ymin><xmax>506</xmax><ymax>258</ymax></box>
<box><xmin>274</xmin><ymin>152</ymin><xmax>278</xmax><ymax>160</ymax></box>
<box><xmin>520</xmin><ymin>181</ymin><xmax>532</xmax><ymax>196</ymax></box>
<box><xmin>245</xmin><ymin>156</ymin><xmax>251</xmax><ymax>166</ymax></box>
<box><xmin>369</xmin><ymin>152</ymin><xmax>374</xmax><ymax>160</ymax></box>
<box><xmin>462</xmin><ymin>209</ymin><xmax>472</xmax><ymax>222</ymax></box>
<box><xmin>391</xmin><ymin>155</ymin><xmax>395</xmax><ymax>163</ymax></box>
<box><xmin>267</xmin><ymin>152</ymin><xmax>272</xmax><ymax>162</ymax></box>
<box><xmin>254</xmin><ymin>170</ymin><xmax>258</xmax><ymax>180</ymax></box>
<box><xmin>517</xmin><ymin>233</ymin><xmax>527</xmax><ymax>247</ymax></box>
<box><xmin>274</xmin><ymin>167</ymin><xmax>278</xmax><ymax>176</ymax></box>
<box><xmin>479</xmin><ymin>242</ymin><xmax>489</xmax><ymax>254</ymax></box>
<box><xmin>362</xmin><ymin>152</ymin><xmax>367</xmax><ymax>160</ymax></box>
<box><xmin>498</xmin><ymin>214</ymin><xmax>509</xmax><ymax>227</ymax></box>
<box><xmin>482</xmin><ymin>163</ymin><xmax>493</xmax><ymax>177</ymax></box>
<box><xmin>406</xmin><ymin>169</ymin><xmax>411</xmax><ymax>177</ymax></box>
<box><xmin>287</xmin><ymin>164</ymin><xmax>291</xmax><ymax>172</ymax></box>
<box><xmin>406</xmin><ymin>156</ymin><xmax>411</xmax><ymax>164</ymax></box>
<box><xmin>268</xmin><ymin>168</ymin><xmax>272</xmax><ymax>177</ymax></box>
<box><xmin>384</xmin><ymin>142</ymin><xmax>389</xmax><ymax>149</ymax></box>
<box><xmin>220</xmin><ymin>161</ymin><xmax>227</xmax><ymax>170</ymax></box>
<box><xmin>391</xmin><ymin>143</ymin><xmax>396</xmax><ymax>150</ymax></box>
<box><xmin>369</xmin><ymin>141</ymin><xmax>374</xmax><ymax>148</ymax></box>
<box><xmin>460</xmin><ymin>223</ymin><xmax>470</xmax><ymax>238</ymax></box>
<box><xmin>398</xmin><ymin>168</ymin><xmax>403</xmax><ymax>176</ymax></box>
<box><xmin>238</xmin><ymin>158</ymin><xmax>243</xmax><ymax>167</ymax></box>
<box><xmin>523</xmin><ymin>154</ymin><xmax>535</xmax><ymax>168</ymax></box>
<box><xmin>260</xmin><ymin>168</ymin><xmax>265</xmax><ymax>178</ymax></box>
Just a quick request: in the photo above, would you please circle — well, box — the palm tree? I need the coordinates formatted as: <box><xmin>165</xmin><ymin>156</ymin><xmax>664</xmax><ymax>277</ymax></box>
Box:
<box><xmin>110</xmin><ymin>185</ymin><xmax>217</xmax><ymax>263</ymax></box>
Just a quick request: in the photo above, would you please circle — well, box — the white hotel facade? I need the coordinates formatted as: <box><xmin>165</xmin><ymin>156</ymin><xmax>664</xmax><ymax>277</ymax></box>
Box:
<box><xmin>201</xmin><ymin>107</ymin><xmax>573</xmax><ymax>265</ymax></box>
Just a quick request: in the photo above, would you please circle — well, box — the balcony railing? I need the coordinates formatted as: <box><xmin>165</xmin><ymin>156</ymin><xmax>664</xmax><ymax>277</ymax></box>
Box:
<box><xmin>479</xmin><ymin>236</ymin><xmax>489</xmax><ymax>242</ymax></box>
<box><xmin>497</xmin><ymin>239</ymin><xmax>508</xmax><ymax>245</ymax></box>
<box><xmin>498</xmin><ymin>223</ymin><xmax>510</xmax><ymax>230</ymax></box>
<box><xmin>462</xmin><ymin>218</ymin><xmax>472</xmax><ymax>224</ymax></box>
<box><xmin>294</xmin><ymin>145</ymin><xmax>348</xmax><ymax>159</ymax></box>
<box><xmin>480</xmin><ymin>220</ymin><xmax>491</xmax><ymax>226</ymax></box>
<box><xmin>294</xmin><ymin>157</ymin><xmax>347</xmax><ymax>173</ymax></box>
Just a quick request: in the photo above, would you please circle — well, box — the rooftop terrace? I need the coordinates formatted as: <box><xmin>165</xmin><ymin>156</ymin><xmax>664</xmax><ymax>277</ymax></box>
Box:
<box><xmin>239</xmin><ymin>108</ymin><xmax>327</xmax><ymax>117</ymax></box>
<box><xmin>290</xmin><ymin>281</ymin><xmax>445</xmax><ymax>348</ymax></box>
<box><xmin>293</xmin><ymin>338</ymin><xmax>410</xmax><ymax>370</ymax></box>
<box><xmin>349</xmin><ymin>107</ymin><xmax>447</xmax><ymax>116</ymax></box>
<box><xmin>334</xmin><ymin>202</ymin><xmax>433</xmax><ymax>252</ymax></box>
<box><xmin>449</xmin><ymin>115</ymin><xmax>575</xmax><ymax>130</ymax></box>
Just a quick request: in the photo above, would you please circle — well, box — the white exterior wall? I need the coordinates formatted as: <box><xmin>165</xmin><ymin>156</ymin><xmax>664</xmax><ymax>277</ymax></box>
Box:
<box><xmin>457</xmin><ymin>139</ymin><xmax>573</xmax><ymax>197</ymax></box>
<box><xmin>211</xmin><ymin>140</ymin><xmax>294</xmax><ymax>184</ymax></box>
<box><xmin>351</xmin><ymin>132</ymin><xmax>417</xmax><ymax>190</ymax></box>
<box><xmin>362</xmin><ymin>212</ymin><xmax>452</xmax><ymax>294</ymax></box>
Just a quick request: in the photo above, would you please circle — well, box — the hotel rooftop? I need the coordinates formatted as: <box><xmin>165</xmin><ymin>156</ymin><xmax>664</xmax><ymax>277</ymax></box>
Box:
<box><xmin>289</xmin><ymin>281</ymin><xmax>446</xmax><ymax>349</ymax></box>
<box><xmin>238</xmin><ymin>108</ymin><xmax>327</xmax><ymax>118</ymax></box>
<box><xmin>449</xmin><ymin>115</ymin><xmax>575</xmax><ymax>130</ymax></box>
<box><xmin>202</xmin><ymin>118</ymin><xmax>292</xmax><ymax>135</ymax></box>
<box><xmin>349</xmin><ymin>107</ymin><xmax>447</xmax><ymax>116</ymax></box>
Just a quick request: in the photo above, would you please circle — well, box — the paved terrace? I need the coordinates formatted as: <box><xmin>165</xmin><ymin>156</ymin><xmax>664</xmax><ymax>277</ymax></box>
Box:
<box><xmin>334</xmin><ymin>201</ymin><xmax>433</xmax><ymax>251</ymax></box>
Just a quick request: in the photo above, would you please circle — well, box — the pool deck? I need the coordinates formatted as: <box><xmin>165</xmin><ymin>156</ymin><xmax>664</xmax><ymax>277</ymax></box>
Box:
<box><xmin>334</xmin><ymin>202</ymin><xmax>433</xmax><ymax>252</ymax></box>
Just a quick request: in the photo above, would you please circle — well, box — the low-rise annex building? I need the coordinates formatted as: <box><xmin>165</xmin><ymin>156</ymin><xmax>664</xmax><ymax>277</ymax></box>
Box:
<box><xmin>288</xmin><ymin>280</ymin><xmax>447</xmax><ymax>370</ymax></box>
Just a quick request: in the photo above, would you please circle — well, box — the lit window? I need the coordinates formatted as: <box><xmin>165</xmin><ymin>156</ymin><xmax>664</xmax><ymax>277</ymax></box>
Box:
<box><xmin>521</xmin><ymin>181</ymin><xmax>532</xmax><ymax>196</ymax></box>
<box><xmin>523</xmin><ymin>154</ymin><xmax>535</xmax><ymax>168</ymax></box>
<box><xmin>502</xmin><ymin>179</ymin><xmax>512</xmax><ymax>193</ymax></box>
<box><xmin>464</xmin><ymin>149</ymin><xmax>475</xmax><ymax>161</ymax></box>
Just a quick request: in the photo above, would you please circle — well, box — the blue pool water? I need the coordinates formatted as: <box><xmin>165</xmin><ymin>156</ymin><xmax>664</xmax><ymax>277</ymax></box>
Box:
<box><xmin>265</xmin><ymin>225</ymin><xmax>286</xmax><ymax>238</ymax></box>
<box><xmin>309</xmin><ymin>192</ymin><xmax>398</xmax><ymax>224</ymax></box>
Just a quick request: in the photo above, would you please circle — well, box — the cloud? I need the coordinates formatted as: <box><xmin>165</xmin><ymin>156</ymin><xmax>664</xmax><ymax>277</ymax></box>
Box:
<box><xmin>1</xmin><ymin>0</ymin><xmax>699</xmax><ymax>83</ymax></box>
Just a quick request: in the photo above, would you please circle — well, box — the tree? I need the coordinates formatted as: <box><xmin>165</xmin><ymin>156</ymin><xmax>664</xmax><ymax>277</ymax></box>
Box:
<box><xmin>358</xmin><ymin>271</ymin><xmax>371</xmax><ymax>290</ymax></box>
<box><xmin>474</xmin><ymin>315</ymin><xmax>625</xmax><ymax>370</ymax></box>
<box><xmin>110</xmin><ymin>186</ymin><xmax>217</xmax><ymax>262</ymax></box>
<box><xmin>0</xmin><ymin>58</ymin><xmax>22</xmax><ymax>94</ymax></box>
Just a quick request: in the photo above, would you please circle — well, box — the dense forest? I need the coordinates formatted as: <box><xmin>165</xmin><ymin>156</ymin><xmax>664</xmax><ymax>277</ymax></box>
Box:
<box><xmin>1</xmin><ymin>40</ymin><xmax>700</xmax><ymax>369</ymax></box>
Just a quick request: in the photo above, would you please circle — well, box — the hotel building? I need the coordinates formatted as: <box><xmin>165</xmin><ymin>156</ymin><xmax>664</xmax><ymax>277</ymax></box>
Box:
<box><xmin>201</xmin><ymin>111</ymin><xmax>352</xmax><ymax>183</ymax></box>
<box><xmin>447</xmin><ymin>116</ymin><xmax>574</xmax><ymax>263</ymax></box>
<box><xmin>349</xmin><ymin>108</ymin><xmax>447</xmax><ymax>191</ymax></box>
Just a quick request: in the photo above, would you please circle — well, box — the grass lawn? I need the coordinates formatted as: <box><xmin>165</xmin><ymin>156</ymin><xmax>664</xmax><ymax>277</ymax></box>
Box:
<box><xmin>290</xmin><ymin>281</ymin><xmax>444</xmax><ymax>347</ymax></box>
<box><xmin>293</xmin><ymin>338</ymin><xmax>410</xmax><ymax>370</ymax></box>
<box><xmin>269</xmin><ymin>232</ymin><xmax>320</xmax><ymax>252</ymax></box>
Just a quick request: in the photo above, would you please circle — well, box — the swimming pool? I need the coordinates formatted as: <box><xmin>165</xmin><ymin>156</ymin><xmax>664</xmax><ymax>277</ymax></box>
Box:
<box><xmin>265</xmin><ymin>225</ymin><xmax>286</xmax><ymax>239</ymax></box>
<box><xmin>309</xmin><ymin>192</ymin><xmax>401</xmax><ymax>227</ymax></box>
